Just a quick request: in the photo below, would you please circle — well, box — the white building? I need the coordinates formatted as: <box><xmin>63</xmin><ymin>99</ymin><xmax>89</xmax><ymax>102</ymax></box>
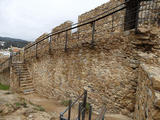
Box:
<box><xmin>0</xmin><ymin>41</ymin><xmax>5</xmax><ymax>47</ymax></box>
<box><xmin>0</xmin><ymin>50</ymin><xmax>10</xmax><ymax>57</ymax></box>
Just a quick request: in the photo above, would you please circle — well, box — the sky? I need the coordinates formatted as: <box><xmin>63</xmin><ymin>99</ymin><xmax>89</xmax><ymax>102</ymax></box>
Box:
<box><xmin>0</xmin><ymin>0</ymin><xmax>109</xmax><ymax>41</ymax></box>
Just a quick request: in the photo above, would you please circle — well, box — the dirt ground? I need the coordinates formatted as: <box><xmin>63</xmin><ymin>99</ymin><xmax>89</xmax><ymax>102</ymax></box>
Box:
<box><xmin>0</xmin><ymin>90</ymin><xmax>132</xmax><ymax>120</ymax></box>
<box><xmin>0</xmin><ymin>90</ymin><xmax>96</xmax><ymax>120</ymax></box>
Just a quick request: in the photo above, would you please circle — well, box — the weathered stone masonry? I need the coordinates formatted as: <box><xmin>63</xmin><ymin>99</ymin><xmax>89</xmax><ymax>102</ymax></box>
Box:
<box><xmin>7</xmin><ymin>0</ymin><xmax>160</xmax><ymax>119</ymax></box>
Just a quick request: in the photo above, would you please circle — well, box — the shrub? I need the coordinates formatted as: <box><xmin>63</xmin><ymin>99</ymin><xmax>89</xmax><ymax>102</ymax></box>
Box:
<box><xmin>61</xmin><ymin>100</ymin><xmax>70</xmax><ymax>106</ymax></box>
<box><xmin>0</xmin><ymin>83</ymin><xmax>9</xmax><ymax>90</ymax></box>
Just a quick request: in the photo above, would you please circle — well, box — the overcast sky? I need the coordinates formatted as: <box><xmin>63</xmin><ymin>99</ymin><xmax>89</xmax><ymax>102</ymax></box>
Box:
<box><xmin>0</xmin><ymin>0</ymin><xmax>109</xmax><ymax>41</ymax></box>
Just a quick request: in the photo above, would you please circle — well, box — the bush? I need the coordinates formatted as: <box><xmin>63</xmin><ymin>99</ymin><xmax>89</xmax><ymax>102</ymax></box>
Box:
<box><xmin>85</xmin><ymin>103</ymin><xmax>91</xmax><ymax>112</ymax></box>
<box><xmin>0</xmin><ymin>83</ymin><xmax>9</xmax><ymax>90</ymax></box>
<box><xmin>61</xmin><ymin>100</ymin><xmax>70</xmax><ymax>106</ymax></box>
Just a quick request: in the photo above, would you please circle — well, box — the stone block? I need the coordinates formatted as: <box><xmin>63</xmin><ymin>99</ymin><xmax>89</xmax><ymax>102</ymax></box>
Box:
<box><xmin>155</xmin><ymin>92</ymin><xmax>160</xmax><ymax>109</ymax></box>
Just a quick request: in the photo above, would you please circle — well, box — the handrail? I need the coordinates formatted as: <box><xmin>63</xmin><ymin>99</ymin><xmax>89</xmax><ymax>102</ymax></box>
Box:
<box><xmin>0</xmin><ymin>0</ymin><xmax>159</xmax><ymax>69</ymax></box>
<box><xmin>60</xmin><ymin>90</ymin><xmax>88</xmax><ymax>120</ymax></box>
<box><xmin>61</xmin><ymin>90</ymin><xmax>87</xmax><ymax>116</ymax></box>
<box><xmin>24</xmin><ymin>1</ymin><xmax>129</xmax><ymax>50</ymax></box>
<box><xmin>95</xmin><ymin>106</ymin><xmax>107</xmax><ymax>120</ymax></box>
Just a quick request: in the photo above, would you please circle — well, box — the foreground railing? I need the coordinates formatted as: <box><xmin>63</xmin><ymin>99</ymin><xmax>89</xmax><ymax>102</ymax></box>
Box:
<box><xmin>60</xmin><ymin>90</ymin><xmax>107</xmax><ymax>120</ymax></box>
<box><xmin>60</xmin><ymin>90</ymin><xmax>90</xmax><ymax>120</ymax></box>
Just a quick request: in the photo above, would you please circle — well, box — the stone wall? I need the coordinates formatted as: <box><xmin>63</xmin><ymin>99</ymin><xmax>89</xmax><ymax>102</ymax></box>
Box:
<box><xmin>10</xmin><ymin>66</ymin><xmax>20</xmax><ymax>92</ymax></box>
<box><xmin>134</xmin><ymin>63</ymin><xmax>160</xmax><ymax>120</ymax></box>
<box><xmin>0</xmin><ymin>68</ymin><xmax>10</xmax><ymax>86</ymax></box>
<box><xmin>133</xmin><ymin>26</ymin><xmax>160</xmax><ymax>120</ymax></box>
<box><xmin>8</xmin><ymin>0</ymin><xmax>160</xmax><ymax>119</ymax></box>
<box><xmin>26</xmin><ymin>31</ymin><xmax>139</xmax><ymax>117</ymax></box>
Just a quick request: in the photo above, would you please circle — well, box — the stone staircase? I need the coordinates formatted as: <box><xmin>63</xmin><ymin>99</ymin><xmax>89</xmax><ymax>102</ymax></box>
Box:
<box><xmin>12</xmin><ymin>63</ymin><xmax>34</xmax><ymax>94</ymax></box>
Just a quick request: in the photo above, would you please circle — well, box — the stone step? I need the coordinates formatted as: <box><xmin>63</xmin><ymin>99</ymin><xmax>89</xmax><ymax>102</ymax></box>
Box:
<box><xmin>13</xmin><ymin>62</ymin><xmax>25</xmax><ymax>64</ymax></box>
<box><xmin>154</xmin><ymin>91</ymin><xmax>160</xmax><ymax>109</ymax></box>
<box><xmin>21</xmin><ymin>85</ymin><xmax>34</xmax><ymax>90</ymax></box>
<box><xmin>14</xmin><ymin>68</ymin><xmax>28</xmax><ymax>70</ymax></box>
<box><xmin>105</xmin><ymin>114</ymin><xmax>132</xmax><ymax>120</ymax></box>
<box><xmin>136</xmin><ymin>35</ymin><xmax>150</xmax><ymax>40</ymax></box>
<box><xmin>21</xmin><ymin>83</ymin><xmax>33</xmax><ymax>87</ymax></box>
<box><xmin>23</xmin><ymin>89</ymin><xmax>35</xmax><ymax>94</ymax></box>
<box><xmin>19</xmin><ymin>75</ymin><xmax>31</xmax><ymax>78</ymax></box>
<box><xmin>15</xmin><ymin>72</ymin><xmax>29</xmax><ymax>75</ymax></box>
<box><xmin>20</xmin><ymin>80</ymin><xmax>33</xmax><ymax>84</ymax></box>
<box><xmin>152</xmin><ymin>77</ymin><xmax>160</xmax><ymax>91</ymax></box>
<box><xmin>20</xmin><ymin>78</ymin><xmax>32</xmax><ymax>81</ymax></box>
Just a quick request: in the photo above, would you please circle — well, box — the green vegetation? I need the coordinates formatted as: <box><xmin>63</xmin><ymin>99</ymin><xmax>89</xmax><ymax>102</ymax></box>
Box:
<box><xmin>0</xmin><ymin>83</ymin><xmax>9</xmax><ymax>90</ymax></box>
<box><xmin>85</xmin><ymin>103</ymin><xmax>91</xmax><ymax>112</ymax></box>
<box><xmin>61</xmin><ymin>100</ymin><xmax>71</xmax><ymax>106</ymax></box>
<box><xmin>33</xmin><ymin>105</ymin><xmax>45</xmax><ymax>111</ymax></box>
<box><xmin>0</xmin><ymin>36</ymin><xmax>29</xmax><ymax>49</ymax></box>
<box><xmin>29</xmin><ymin>101</ymin><xmax>45</xmax><ymax>111</ymax></box>
<box><xmin>15</xmin><ymin>101</ymin><xmax>27</xmax><ymax>108</ymax></box>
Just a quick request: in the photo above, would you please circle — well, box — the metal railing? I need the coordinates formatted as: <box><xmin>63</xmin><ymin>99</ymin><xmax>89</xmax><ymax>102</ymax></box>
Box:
<box><xmin>0</xmin><ymin>0</ymin><xmax>159</xmax><ymax>71</ymax></box>
<box><xmin>95</xmin><ymin>106</ymin><xmax>107</xmax><ymax>120</ymax></box>
<box><xmin>60</xmin><ymin>90</ymin><xmax>107</xmax><ymax>120</ymax></box>
<box><xmin>60</xmin><ymin>90</ymin><xmax>90</xmax><ymax>120</ymax></box>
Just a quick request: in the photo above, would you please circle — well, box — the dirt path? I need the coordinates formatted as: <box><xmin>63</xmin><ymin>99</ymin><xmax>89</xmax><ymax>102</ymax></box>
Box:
<box><xmin>21</xmin><ymin>93</ymin><xmax>67</xmax><ymax>113</ymax></box>
<box><xmin>0</xmin><ymin>90</ymin><xmax>97</xmax><ymax>120</ymax></box>
<box><xmin>21</xmin><ymin>93</ymin><xmax>98</xmax><ymax>119</ymax></box>
<box><xmin>0</xmin><ymin>90</ymin><xmax>132</xmax><ymax>120</ymax></box>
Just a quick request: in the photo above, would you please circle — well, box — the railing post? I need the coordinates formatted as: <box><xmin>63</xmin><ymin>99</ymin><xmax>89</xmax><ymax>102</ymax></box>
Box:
<box><xmin>112</xmin><ymin>15</ymin><xmax>114</xmax><ymax>31</ymax></box>
<box><xmin>89</xmin><ymin>105</ymin><xmax>92</xmax><ymax>120</ymax></box>
<box><xmin>82</xmin><ymin>90</ymin><xmax>87</xmax><ymax>120</ymax></box>
<box><xmin>65</xmin><ymin>31</ymin><xmax>68</xmax><ymax>52</ymax></box>
<box><xmin>36</xmin><ymin>43</ymin><xmax>38</xmax><ymax>58</ymax></box>
<box><xmin>18</xmin><ymin>69</ymin><xmax>21</xmax><ymax>87</ymax></box>
<box><xmin>23</xmin><ymin>49</ymin><xmax>25</xmax><ymax>63</ymax></box>
<box><xmin>78</xmin><ymin>102</ymin><xmax>82</xmax><ymax>120</ymax></box>
<box><xmin>60</xmin><ymin>113</ymin><xmax>63</xmax><ymax>120</ymax></box>
<box><xmin>68</xmin><ymin>100</ymin><xmax>72</xmax><ymax>120</ymax></box>
<box><xmin>19</xmin><ymin>51</ymin><xmax>20</xmax><ymax>62</ymax></box>
<box><xmin>10</xmin><ymin>52</ymin><xmax>13</xmax><ymax>65</ymax></box>
<box><xmin>91</xmin><ymin>22</ymin><xmax>95</xmax><ymax>47</ymax></box>
<box><xmin>135</xmin><ymin>1</ymin><xmax>140</xmax><ymax>33</ymax></box>
<box><xmin>49</xmin><ymin>36</ymin><xmax>52</xmax><ymax>54</ymax></box>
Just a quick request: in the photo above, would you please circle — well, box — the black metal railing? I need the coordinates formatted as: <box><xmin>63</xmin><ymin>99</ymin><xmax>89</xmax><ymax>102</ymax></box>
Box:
<box><xmin>60</xmin><ymin>90</ymin><xmax>91</xmax><ymax>120</ymax></box>
<box><xmin>95</xmin><ymin>106</ymin><xmax>107</xmax><ymax>120</ymax></box>
<box><xmin>60</xmin><ymin>90</ymin><xmax>107</xmax><ymax>120</ymax></box>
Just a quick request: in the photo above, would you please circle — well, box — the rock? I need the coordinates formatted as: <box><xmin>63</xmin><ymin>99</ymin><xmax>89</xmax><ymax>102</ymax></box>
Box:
<box><xmin>138</xmin><ymin>27</ymin><xmax>150</xmax><ymax>33</ymax></box>
<box><xmin>141</xmin><ymin>64</ymin><xmax>160</xmax><ymax>91</ymax></box>
<box><xmin>153</xmin><ymin>109</ymin><xmax>160</xmax><ymax>120</ymax></box>
<box><xmin>105</xmin><ymin>114</ymin><xmax>132</xmax><ymax>120</ymax></box>
<box><xmin>0</xmin><ymin>104</ymin><xmax>15</xmax><ymax>115</ymax></box>
<box><xmin>154</xmin><ymin>92</ymin><xmax>160</xmax><ymax>108</ymax></box>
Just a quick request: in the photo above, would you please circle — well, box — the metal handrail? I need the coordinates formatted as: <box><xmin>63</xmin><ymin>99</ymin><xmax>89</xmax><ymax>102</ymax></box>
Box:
<box><xmin>24</xmin><ymin>1</ymin><xmax>128</xmax><ymax>50</ymax></box>
<box><xmin>95</xmin><ymin>106</ymin><xmax>107</xmax><ymax>120</ymax></box>
<box><xmin>60</xmin><ymin>90</ymin><xmax>88</xmax><ymax>120</ymax></box>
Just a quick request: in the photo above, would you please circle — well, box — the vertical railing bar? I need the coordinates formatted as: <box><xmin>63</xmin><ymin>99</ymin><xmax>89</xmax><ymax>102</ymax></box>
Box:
<box><xmin>89</xmin><ymin>105</ymin><xmax>92</xmax><ymax>120</ymax></box>
<box><xmin>148</xmin><ymin>0</ymin><xmax>151</xmax><ymax>24</ymax></box>
<box><xmin>36</xmin><ymin>43</ymin><xmax>38</xmax><ymax>58</ymax></box>
<box><xmin>135</xmin><ymin>1</ymin><xmax>140</xmax><ymax>32</ymax></box>
<box><xmin>68</xmin><ymin>100</ymin><xmax>72</xmax><ymax>120</ymax></box>
<box><xmin>65</xmin><ymin>31</ymin><xmax>68</xmax><ymax>52</ymax></box>
<box><xmin>19</xmin><ymin>51</ymin><xmax>20</xmax><ymax>62</ymax></box>
<box><xmin>49</xmin><ymin>36</ymin><xmax>52</xmax><ymax>54</ymax></box>
<box><xmin>82</xmin><ymin>90</ymin><xmax>87</xmax><ymax>120</ymax></box>
<box><xmin>141</xmin><ymin>1</ymin><xmax>143</xmax><ymax>25</ymax></box>
<box><xmin>23</xmin><ymin>49</ymin><xmax>25</xmax><ymax>63</ymax></box>
<box><xmin>112</xmin><ymin>15</ymin><xmax>114</xmax><ymax>31</ymax></box>
<box><xmin>91</xmin><ymin>22</ymin><xmax>95</xmax><ymax>46</ymax></box>
<box><xmin>78</xmin><ymin>102</ymin><xmax>82</xmax><ymax>120</ymax></box>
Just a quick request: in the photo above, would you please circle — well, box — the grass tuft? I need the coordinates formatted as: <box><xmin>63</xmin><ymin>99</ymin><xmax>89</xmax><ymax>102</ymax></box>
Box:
<box><xmin>0</xmin><ymin>83</ymin><xmax>9</xmax><ymax>90</ymax></box>
<box><xmin>61</xmin><ymin>100</ymin><xmax>70</xmax><ymax>106</ymax></box>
